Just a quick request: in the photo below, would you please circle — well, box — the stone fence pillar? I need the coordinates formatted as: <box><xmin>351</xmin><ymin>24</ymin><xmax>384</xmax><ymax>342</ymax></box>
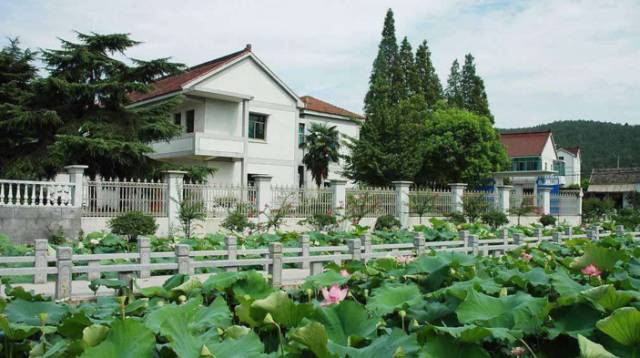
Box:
<box><xmin>65</xmin><ymin>165</ymin><xmax>88</xmax><ymax>207</ymax></box>
<box><xmin>138</xmin><ymin>237</ymin><xmax>151</xmax><ymax>279</ymax></box>
<box><xmin>55</xmin><ymin>246</ymin><xmax>72</xmax><ymax>300</ymax></box>
<box><xmin>34</xmin><ymin>239</ymin><xmax>48</xmax><ymax>284</ymax></box>
<box><xmin>539</xmin><ymin>187</ymin><xmax>551</xmax><ymax>215</ymax></box>
<box><xmin>164</xmin><ymin>170</ymin><xmax>187</xmax><ymax>234</ymax></box>
<box><xmin>449</xmin><ymin>183</ymin><xmax>467</xmax><ymax>213</ymax></box>
<box><xmin>254</xmin><ymin>175</ymin><xmax>273</xmax><ymax>224</ymax></box>
<box><xmin>392</xmin><ymin>181</ymin><xmax>412</xmax><ymax>228</ymax></box>
<box><xmin>330</xmin><ymin>179</ymin><xmax>347</xmax><ymax>230</ymax></box>
<box><xmin>496</xmin><ymin>185</ymin><xmax>512</xmax><ymax>214</ymax></box>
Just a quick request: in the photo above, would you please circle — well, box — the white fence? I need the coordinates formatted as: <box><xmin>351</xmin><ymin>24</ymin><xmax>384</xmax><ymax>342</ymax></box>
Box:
<box><xmin>346</xmin><ymin>187</ymin><xmax>396</xmax><ymax>218</ymax></box>
<box><xmin>552</xmin><ymin>191</ymin><xmax>581</xmax><ymax>216</ymax></box>
<box><xmin>0</xmin><ymin>179</ymin><xmax>75</xmax><ymax>207</ymax></box>
<box><xmin>510</xmin><ymin>190</ymin><xmax>539</xmax><ymax>214</ymax></box>
<box><xmin>408</xmin><ymin>187</ymin><xmax>453</xmax><ymax>216</ymax></box>
<box><xmin>183</xmin><ymin>182</ymin><xmax>257</xmax><ymax>217</ymax></box>
<box><xmin>463</xmin><ymin>189</ymin><xmax>498</xmax><ymax>212</ymax></box>
<box><xmin>271</xmin><ymin>185</ymin><xmax>333</xmax><ymax>218</ymax></box>
<box><xmin>84</xmin><ymin>179</ymin><xmax>167</xmax><ymax>217</ymax></box>
<box><xmin>0</xmin><ymin>226</ymin><xmax>631</xmax><ymax>299</ymax></box>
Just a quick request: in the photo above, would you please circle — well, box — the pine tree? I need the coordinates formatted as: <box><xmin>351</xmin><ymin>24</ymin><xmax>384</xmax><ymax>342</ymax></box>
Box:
<box><xmin>445</xmin><ymin>59</ymin><xmax>464</xmax><ymax>108</ymax></box>
<box><xmin>364</xmin><ymin>8</ymin><xmax>399</xmax><ymax>115</ymax></box>
<box><xmin>415</xmin><ymin>40</ymin><xmax>443</xmax><ymax>108</ymax></box>
<box><xmin>397</xmin><ymin>37</ymin><xmax>419</xmax><ymax>99</ymax></box>
<box><xmin>460</xmin><ymin>53</ymin><xmax>493</xmax><ymax>121</ymax></box>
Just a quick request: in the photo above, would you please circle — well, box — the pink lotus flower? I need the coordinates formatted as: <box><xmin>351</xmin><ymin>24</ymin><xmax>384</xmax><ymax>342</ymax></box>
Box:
<box><xmin>339</xmin><ymin>269</ymin><xmax>349</xmax><ymax>277</ymax></box>
<box><xmin>320</xmin><ymin>284</ymin><xmax>348</xmax><ymax>306</ymax></box>
<box><xmin>511</xmin><ymin>346</ymin><xmax>526</xmax><ymax>356</ymax></box>
<box><xmin>521</xmin><ymin>252</ymin><xmax>533</xmax><ymax>262</ymax></box>
<box><xmin>396</xmin><ymin>255</ymin><xmax>414</xmax><ymax>265</ymax></box>
<box><xmin>582</xmin><ymin>264</ymin><xmax>602</xmax><ymax>277</ymax></box>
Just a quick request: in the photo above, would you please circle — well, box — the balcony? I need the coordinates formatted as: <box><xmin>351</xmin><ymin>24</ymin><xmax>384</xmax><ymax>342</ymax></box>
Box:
<box><xmin>148</xmin><ymin>132</ymin><xmax>244</xmax><ymax>160</ymax></box>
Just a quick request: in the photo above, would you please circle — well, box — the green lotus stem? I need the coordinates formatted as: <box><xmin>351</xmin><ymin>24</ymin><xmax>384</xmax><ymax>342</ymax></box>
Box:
<box><xmin>519</xmin><ymin>338</ymin><xmax>537</xmax><ymax>358</ymax></box>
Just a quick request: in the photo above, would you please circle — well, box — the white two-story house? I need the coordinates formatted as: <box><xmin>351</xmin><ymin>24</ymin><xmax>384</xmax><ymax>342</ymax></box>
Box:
<box><xmin>129</xmin><ymin>45</ymin><xmax>363</xmax><ymax>187</ymax></box>
<box><xmin>557</xmin><ymin>147</ymin><xmax>581</xmax><ymax>187</ymax></box>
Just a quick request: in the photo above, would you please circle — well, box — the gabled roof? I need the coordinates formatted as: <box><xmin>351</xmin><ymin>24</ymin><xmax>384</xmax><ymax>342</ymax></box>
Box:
<box><xmin>500</xmin><ymin>131</ymin><xmax>553</xmax><ymax>157</ymax></box>
<box><xmin>300</xmin><ymin>96</ymin><xmax>364</xmax><ymax>119</ymax></box>
<box><xmin>559</xmin><ymin>146</ymin><xmax>580</xmax><ymax>156</ymax></box>
<box><xmin>590</xmin><ymin>167</ymin><xmax>640</xmax><ymax>185</ymax></box>
<box><xmin>130</xmin><ymin>46</ymin><xmax>251</xmax><ymax>103</ymax></box>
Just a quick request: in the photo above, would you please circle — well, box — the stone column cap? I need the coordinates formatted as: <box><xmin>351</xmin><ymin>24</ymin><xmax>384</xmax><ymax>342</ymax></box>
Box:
<box><xmin>496</xmin><ymin>185</ymin><xmax>513</xmax><ymax>190</ymax></box>
<box><xmin>330</xmin><ymin>179</ymin><xmax>348</xmax><ymax>184</ymax></box>
<box><xmin>538</xmin><ymin>186</ymin><xmax>553</xmax><ymax>192</ymax></box>
<box><xmin>391</xmin><ymin>180</ymin><xmax>413</xmax><ymax>185</ymax></box>
<box><xmin>64</xmin><ymin>165</ymin><xmax>89</xmax><ymax>173</ymax></box>
<box><xmin>162</xmin><ymin>170</ymin><xmax>188</xmax><ymax>175</ymax></box>
<box><xmin>253</xmin><ymin>174</ymin><xmax>273</xmax><ymax>181</ymax></box>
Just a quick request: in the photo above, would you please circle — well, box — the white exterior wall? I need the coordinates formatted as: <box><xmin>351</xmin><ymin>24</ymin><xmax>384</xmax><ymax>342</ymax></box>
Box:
<box><xmin>540</xmin><ymin>137</ymin><xmax>557</xmax><ymax>172</ymax></box>
<box><xmin>558</xmin><ymin>148</ymin><xmax>581</xmax><ymax>186</ymax></box>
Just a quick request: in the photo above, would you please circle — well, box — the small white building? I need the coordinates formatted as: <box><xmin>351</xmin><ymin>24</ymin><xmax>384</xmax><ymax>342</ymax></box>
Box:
<box><xmin>557</xmin><ymin>147</ymin><xmax>581</xmax><ymax>187</ymax></box>
<box><xmin>129</xmin><ymin>45</ymin><xmax>363</xmax><ymax>187</ymax></box>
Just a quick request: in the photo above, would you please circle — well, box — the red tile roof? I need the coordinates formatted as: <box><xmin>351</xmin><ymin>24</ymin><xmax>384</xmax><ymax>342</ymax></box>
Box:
<box><xmin>300</xmin><ymin>96</ymin><xmax>364</xmax><ymax>119</ymax></box>
<box><xmin>129</xmin><ymin>46</ymin><xmax>252</xmax><ymax>103</ymax></box>
<box><xmin>560</xmin><ymin>146</ymin><xmax>580</xmax><ymax>156</ymax></box>
<box><xmin>500</xmin><ymin>131</ymin><xmax>552</xmax><ymax>157</ymax></box>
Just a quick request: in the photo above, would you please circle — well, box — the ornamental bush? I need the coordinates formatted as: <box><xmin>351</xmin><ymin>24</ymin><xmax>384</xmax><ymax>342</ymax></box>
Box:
<box><xmin>108</xmin><ymin>211</ymin><xmax>158</xmax><ymax>241</ymax></box>
<box><xmin>539</xmin><ymin>214</ymin><xmax>557</xmax><ymax>227</ymax></box>
<box><xmin>481</xmin><ymin>210</ymin><xmax>509</xmax><ymax>229</ymax></box>
<box><xmin>374</xmin><ymin>214</ymin><xmax>401</xmax><ymax>230</ymax></box>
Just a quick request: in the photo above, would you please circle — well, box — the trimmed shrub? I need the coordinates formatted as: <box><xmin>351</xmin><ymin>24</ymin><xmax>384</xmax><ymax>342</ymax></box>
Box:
<box><xmin>481</xmin><ymin>210</ymin><xmax>509</xmax><ymax>229</ymax></box>
<box><xmin>446</xmin><ymin>212</ymin><xmax>467</xmax><ymax>225</ymax></box>
<box><xmin>108</xmin><ymin>211</ymin><xmax>158</xmax><ymax>241</ymax></box>
<box><xmin>539</xmin><ymin>214</ymin><xmax>556</xmax><ymax>227</ymax></box>
<box><xmin>374</xmin><ymin>214</ymin><xmax>401</xmax><ymax>231</ymax></box>
<box><xmin>305</xmin><ymin>213</ymin><xmax>338</xmax><ymax>231</ymax></box>
<box><xmin>222</xmin><ymin>207</ymin><xmax>254</xmax><ymax>233</ymax></box>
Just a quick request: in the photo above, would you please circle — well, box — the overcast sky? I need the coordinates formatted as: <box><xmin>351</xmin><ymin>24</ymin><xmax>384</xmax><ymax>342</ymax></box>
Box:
<box><xmin>1</xmin><ymin>0</ymin><xmax>639</xmax><ymax>127</ymax></box>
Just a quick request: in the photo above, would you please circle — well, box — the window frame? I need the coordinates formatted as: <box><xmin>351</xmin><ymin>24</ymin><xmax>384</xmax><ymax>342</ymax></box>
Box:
<box><xmin>298</xmin><ymin>123</ymin><xmax>306</xmax><ymax>146</ymax></box>
<box><xmin>173</xmin><ymin>113</ymin><xmax>182</xmax><ymax>127</ymax></box>
<box><xmin>185</xmin><ymin>109</ymin><xmax>195</xmax><ymax>133</ymax></box>
<box><xmin>248</xmin><ymin>112</ymin><xmax>268</xmax><ymax>140</ymax></box>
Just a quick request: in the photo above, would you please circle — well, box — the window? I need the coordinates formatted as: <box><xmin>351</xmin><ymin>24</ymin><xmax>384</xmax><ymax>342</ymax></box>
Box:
<box><xmin>298</xmin><ymin>165</ymin><xmax>305</xmax><ymax>188</ymax></box>
<box><xmin>173</xmin><ymin>113</ymin><xmax>182</xmax><ymax>127</ymax></box>
<box><xmin>511</xmin><ymin>157</ymin><xmax>541</xmax><ymax>171</ymax></box>
<box><xmin>186</xmin><ymin>110</ymin><xmax>195</xmax><ymax>133</ymax></box>
<box><xmin>249</xmin><ymin>113</ymin><xmax>267</xmax><ymax>140</ymax></box>
<box><xmin>298</xmin><ymin>123</ymin><xmax>306</xmax><ymax>146</ymax></box>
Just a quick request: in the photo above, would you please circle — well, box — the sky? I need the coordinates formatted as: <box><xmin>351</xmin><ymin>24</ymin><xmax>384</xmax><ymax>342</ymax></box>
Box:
<box><xmin>1</xmin><ymin>0</ymin><xmax>639</xmax><ymax>128</ymax></box>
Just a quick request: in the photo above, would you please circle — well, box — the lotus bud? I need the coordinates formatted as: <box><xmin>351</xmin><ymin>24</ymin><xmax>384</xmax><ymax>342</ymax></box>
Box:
<box><xmin>243</xmin><ymin>294</ymin><xmax>251</xmax><ymax>302</ymax></box>
<box><xmin>178</xmin><ymin>295</ymin><xmax>187</xmax><ymax>303</ymax></box>
<box><xmin>217</xmin><ymin>327</ymin><xmax>224</xmax><ymax>335</ymax></box>
<box><xmin>116</xmin><ymin>296</ymin><xmax>127</xmax><ymax>305</ymax></box>
<box><xmin>398</xmin><ymin>310</ymin><xmax>407</xmax><ymax>319</ymax></box>
<box><xmin>305</xmin><ymin>288</ymin><xmax>313</xmax><ymax>296</ymax></box>
<box><xmin>200</xmin><ymin>344</ymin><xmax>214</xmax><ymax>357</ymax></box>
<box><xmin>500</xmin><ymin>287</ymin><xmax>508</xmax><ymax>297</ymax></box>
<box><xmin>364</xmin><ymin>289</ymin><xmax>369</xmax><ymax>298</ymax></box>
<box><xmin>38</xmin><ymin>313</ymin><xmax>48</xmax><ymax>326</ymax></box>
<box><xmin>377</xmin><ymin>319</ymin><xmax>386</xmax><ymax>328</ymax></box>
<box><xmin>410</xmin><ymin>319</ymin><xmax>419</xmax><ymax>329</ymax></box>
<box><xmin>264</xmin><ymin>313</ymin><xmax>276</xmax><ymax>325</ymax></box>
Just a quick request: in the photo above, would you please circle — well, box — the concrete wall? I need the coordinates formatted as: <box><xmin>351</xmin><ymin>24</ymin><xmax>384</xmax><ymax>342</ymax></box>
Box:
<box><xmin>0</xmin><ymin>207</ymin><xmax>82</xmax><ymax>244</ymax></box>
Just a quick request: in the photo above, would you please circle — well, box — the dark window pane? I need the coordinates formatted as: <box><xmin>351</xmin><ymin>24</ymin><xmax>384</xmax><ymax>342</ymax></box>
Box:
<box><xmin>249</xmin><ymin>113</ymin><xmax>267</xmax><ymax>139</ymax></box>
<box><xmin>298</xmin><ymin>123</ymin><xmax>305</xmax><ymax>145</ymax></box>
<box><xmin>186</xmin><ymin>110</ymin><xmax>195</xmax><ymax>133</ymax></box>
<box><xmin>173</xmin><ymin>113</ymin><xmax>181</xmax><ymax>126</ymax></box>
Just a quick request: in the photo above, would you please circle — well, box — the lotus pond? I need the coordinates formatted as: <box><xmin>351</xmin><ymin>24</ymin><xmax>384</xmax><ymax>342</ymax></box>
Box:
<box><xmin>2</xmin><ymin>229</ymin><xmax>640</xmax><ymax>357</ymax></box>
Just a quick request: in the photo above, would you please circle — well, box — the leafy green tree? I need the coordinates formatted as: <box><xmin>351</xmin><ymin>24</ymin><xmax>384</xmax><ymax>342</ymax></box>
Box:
<box><xmin>460</xmin><ymin>53</ymin><xmax>493</xmax><ymax>122</ymax></box>
<box><xmin>397</xmin><ymin>37</ymin><xmax>419</xmax><ymax>99</ymax></box>
<box><xmin>0</xmin><ymin>39</ymin><xmax>60</xmax><ymax>178</ymax></box>
<box><xmin>445</xmin><ymin>59</ymin><xmax>464</xmax><ymax>109</ymax></box>
<box><xmin>300</xmin><ymin>123</ymin><xmax>340</xmax><ymax>187</ymax></box>
<box><xmin>346</xmin><ymin>96</ymin><xmax>426</xmax><ymax>186</ymax></box>
<box><xmin>0</xmin><ymin>33</ymin><xmax>188</xmax><ymax>179</ymax></box>
<box><xmin>415</xmin><ymin>40</ymin><xmax>443</xmax><ymax>108</ymax></box>
<box><xmin>364</xmin><ymin>9</ymin><xmax>399</xmax><ymax>115</ymax></box>
<box><xmin>417</xmin><ymin>108</ymin><xmax>508</xmax><ymax>185</ymax></box>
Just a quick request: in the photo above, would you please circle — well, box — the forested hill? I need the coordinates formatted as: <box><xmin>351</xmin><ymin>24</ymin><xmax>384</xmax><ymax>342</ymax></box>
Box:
<box><xmin>501</xmin><ymin>120</ymin><xmax>640</xmax><ymax>176</ymax></box>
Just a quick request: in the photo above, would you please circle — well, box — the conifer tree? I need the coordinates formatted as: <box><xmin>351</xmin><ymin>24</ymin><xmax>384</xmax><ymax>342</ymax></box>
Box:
<box><xmin>460</xmin><ymin>53</ymin><xmax>493</xmax><ymax>121</ymax></box>
<box><xmin>415</xmin><ymin>40</ymin><xmax>443</xmax><ymax>108</ymax></box>
<box><xmin>397</xmin><ymin>37</ymin><xmax>419</xmax><ymax>99</ymax></box>
<box><xmin>364</xmin><ymin>9</ymin><xmax>399</xmax><ymax>115</ymax></box>
<box><xmin>445</xmin><ymin>59</ymin><xmax>464</xmax><ymax>108</ymax></box>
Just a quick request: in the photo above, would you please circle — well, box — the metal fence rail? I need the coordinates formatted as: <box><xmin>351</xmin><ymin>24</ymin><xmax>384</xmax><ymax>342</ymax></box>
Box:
<box><xmin>1</xmin><ymin>226</ymin><xmax>633</xmax><ymax>299</ymax></box>
<box><xmin>509</xmin><ymin>190</ymin><xmax>539</xmax><ymax>215</ymax></box>
<box><xmin>271</xmin><ymin>185</ymin><xmax>333</xmax><ymax>218</ymax></box>
<box><xmin>346</xmin><ymin>187</ymin><xmax>396</xmax><ymax>218</ymax></box>
<box><xmin>183</xmin><ymin>182</ymin><xmax>257</xmax><ymax>217</ymax></box>
<box><xmin>83</xmin><ymin>179</ymin><xmax>167</xmax><ymax>217</ymax></box>
<box><xmin>551</xmin><ymin>191</ymin><xmax>581</xmax><ymax>216</ymax></box>
<box><xmin>408</xmin><ymin>187</ymin><xmax>452</xmax><ymax>216</ymax></box>
<box><xmin>464</xmin><ymin>189</ymin><xmax>498</xmax><ymax>212</ymax></box>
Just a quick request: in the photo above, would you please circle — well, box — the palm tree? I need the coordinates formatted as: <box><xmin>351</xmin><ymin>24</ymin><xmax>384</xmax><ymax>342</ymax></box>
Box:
<box><xmin>300</xmin><ymin>123</ymin><xmax>340</xmax><ymax>187</ymax></box>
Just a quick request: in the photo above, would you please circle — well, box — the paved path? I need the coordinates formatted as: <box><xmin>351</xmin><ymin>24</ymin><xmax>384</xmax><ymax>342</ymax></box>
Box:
<box><xmin>1</xmin><ymin>269</ymin><xmax>311</xmax><ymax>301</ymax></box>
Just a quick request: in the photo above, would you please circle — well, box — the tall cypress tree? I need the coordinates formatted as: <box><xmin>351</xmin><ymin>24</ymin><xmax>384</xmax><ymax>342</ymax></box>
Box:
<box><xmin>460</xmin><ymin>53</ymin><xmax>493</xmax><ymax>122</ymax></box>
<box><xmin>363</xmin><ymin>8</ymin><xmax>399</xmax><ymax>115</ymax></box>
<box><xmin>415</xmin><ymin>40</ymin><xmax>443</xmax><ymax>108</ymax></box>
<box><xmin>445</xmin><ymin>59</ymin><xmax>464</xmax><ymax>108</ymax></box>
<box><xmin>397</xmin><ymin>37</ymin><xmax>419</xmax><ymax>99</ymax></box>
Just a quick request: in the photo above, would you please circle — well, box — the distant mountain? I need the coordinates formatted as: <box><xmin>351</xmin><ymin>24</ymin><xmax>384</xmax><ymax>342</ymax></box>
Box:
<box><xmin>501</xmin><ymin>120</ymin><xmax>640</xmax><ymax>177</ymax></box>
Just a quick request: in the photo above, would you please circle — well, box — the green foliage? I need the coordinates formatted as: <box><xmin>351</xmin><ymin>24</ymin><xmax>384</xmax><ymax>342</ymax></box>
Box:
<box><xmin>409</xmin><ymin>192</ymin><xmax>435</xmax><ymax>224</ymax></box>
<box><xmin>614</xmin><ymin>208</ymin><xmax>640</xmax><ymax>230</ymax></box>
<box><xmin>300</xmin><ymin>123</ymin><xmax>341</xmax><ymax>187</ymax></box>
<box><xmin>446</xmin><ymin>212</ymin><xmax>467</xmax><ymax>225</ymax></box>
<box><xmin>415</xmin><ymin>40</ymin><xmax>443</xmax><ymax>108</ymax></box>
<box><xmin>108</xmin><ymin>211</ymin><xmax>157</xmax><ymax>241</ymax></box>
<box><xmin>509</xmin><ymin>201</ymin><xmax>535</xmax><ymax>226</ymax></box>
<box><xmin>374</xmin><ymin>214</ymin><xmax>400</xmax><ymax>230</ymax></box>
<box><xmin>540</xmin><ymin>214</ymin><xmax>557</xmax><ymax>227</ymax></box>
<box><xmin>463</xmin><ymin>195</ymin><xmax>490</xmax><ymax>222</ymax></box>
<box><xmin>178</xmin><ymin>199</ymin><xmax>206</xmax><ymax>239</ymax></box>
<box><xmin>221</xmin><ymin>206</ymin><xmax>254</xmax><ymax>233</ymax></box>
<box><xmin>583</xmin><ymin>197</ymin><xmax>615</xmax><ymax>223</ymax></box>
<box><xmin>480</xmin><ymin>210</ymin><xmax>508</xmax><ymax>229</ymax></box>
<box><xmin>303</xmin><ymin>213</ymin><xmax>338</xmax><ymax>232</ymax></box>
<box><xmin>418</xmin><ymin>108</ymin><xmax>509</xmax><ymax>185</ymax></box>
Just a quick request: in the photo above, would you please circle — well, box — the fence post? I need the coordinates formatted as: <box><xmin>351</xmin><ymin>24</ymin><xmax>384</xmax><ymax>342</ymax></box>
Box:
<box><xmin>138</xmin><ymin>237</ymin><xmax>151</xmax><ymax>279</ymax></box>
<box><xmin>347</xmin><ymin>239</ymin><xmax>362</xmax><ymax>261</ymax></box>
<box><xmin>65</xmin><ymin>165</ymin><xmax>88</xmax><ymax>207</ymax></box>
<box><xmin>269</xmin><ymin>242</ymin><xmax>283</xmax><ymax>288</ymax></box>
<box><xmin>497</xmin><ymin>185</ymin><xmax>512</xmax><ymax>214</ymax></box>
<box><xmin>535</xmin><ymin>228</ymin><xmax>543</xmax><ymax>243</ymax></box>
<box><xmin>591</xmin><ymin>225</ymin><xmax>600</xmax><ymax>241</ymax></box>
<box><xmin>55</xmin><ymin>247</ymin><xmax>72</xmax><ymax>300</ymax></box>
<box><xmin>513</xmin><ymin>233</ymin><xmax>523</xmax><ymax>246</ymax></box>
<box><xmin>330</xmin><ymin>179</ymin><xmax>347</xmax><ymax>229</ymax></box>
<box><xmin>616</xmin><ymin>225</ymin><xmax>625</xmax><ymax>237</ymax></box>
<box><xmin>392</xmin><ymin>181</ymin><xmax>412</xmax><ymax>228</ymax></box>
<box><xmin>87</xmin><ymin>261</ymin><xmax>100</xmax><ymax>281</ymax></box>
<box><xmin>539</xmin><ymin>187</ymin><xmax>551</xmax><ymax>215</ymax></box>
<box><xmin>499</xmin><ymin>229</ymin><xmax>509</xmax><ymax>254</ymax></box>
<box><xmin>175</xmin><ymin>244</ymin><xmax>192</xmax><ymax>275</ymax></box>
<box><xmin>460</xmin><ymin>230</ymin><xmax>469</xmax><ymax>251</ymax></box>
<box><xmin>225</xmin><ymin>236</ymin><xmax>237</xmax><ymax>272</ymax></box>
<box><xmin>468</xmin><ymin>235</ymin><xmax>479</xmax><ymax>255</ymax></box>
<box><xmin>449</xmin><ymin>183</ymin><xmax>467</xmax><ymax>213</ymax></box>
<box><xmin>164</xmin><ymin>170</ymin><xmax>187</xmax><ymax>234</ymax></box>
<box><xmin>311</xmin><ymin>261</ymin><xmax>324</xmax><ymax>275</ymax></box>
<box><xmin>254</xmin><ymin>175</ymin><xmax>273</xmax><ymax>225</ymax></box>
<box><xmin>361</xmin><ymin>234</ymin><xmax>372</xmax><ymax>262</ymax></box>
<box><xmin>552</xmin><ymin>232</ymin><xmax>562</xmax><ymax>243</ymax></box>
<box><xmin>300</xmin><ymin>235</ymin><xmax>310</xmax><ymax>269</ymax></box>
<box><xmin>577</xmin><ymin>189</ymin><xmax>583</xmax><ymax>216</ymax></box>
<box><xmin>565</xmin><ymin>227</ymin><xmax>573</xmax><ymax>239</ymax></box>
<box><xmin>34</xmin><ymin>239</ymin><xmax>48</xmax><ymax>284</ymax></box>
<box><xmin>414</xmin><ymin>232</ymin><xmax>426</xmax><ymax>256</ymax></box>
